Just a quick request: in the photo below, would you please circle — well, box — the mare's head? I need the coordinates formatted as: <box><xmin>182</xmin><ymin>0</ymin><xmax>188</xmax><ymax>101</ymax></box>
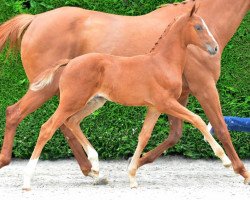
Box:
<box><xmin>182</xmin><ymin>4</ymin><xmax>218</xmax><ymax>55</ymax></box>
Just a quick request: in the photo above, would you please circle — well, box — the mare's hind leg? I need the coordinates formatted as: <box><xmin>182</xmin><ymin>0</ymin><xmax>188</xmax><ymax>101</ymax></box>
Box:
<box><xmin>64</xmin><ymin>97</ymin><xmax>107</xmax><ymax>181</ymax></box>
<box><xmin>158</xmin><ymin>100</ymin><xmax>231</xmax><ymax>167</ymax></box>
<box><xmin>0</xmin><ymin>88</ymin><xmax>55</xmax><ymax>168</ymax></box>
<box><xmin>128</xmin><ymin>107</ymin><xmax>160</xmax><ymax>188</ymax></box>
<box><xmin>0</xmin><ymin>88</ymin><xmax>92</xmax><ymax>176</ymax></box>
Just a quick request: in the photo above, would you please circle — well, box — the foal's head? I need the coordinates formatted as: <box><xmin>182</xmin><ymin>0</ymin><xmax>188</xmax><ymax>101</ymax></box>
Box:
<box><xmin>183</xmin><ymin>5</ymin><xmax>218</xmax><ymax>55</ymax></box>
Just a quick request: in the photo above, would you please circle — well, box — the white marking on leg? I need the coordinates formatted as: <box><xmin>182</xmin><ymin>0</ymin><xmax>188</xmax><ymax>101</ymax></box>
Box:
<box><xmin>86</xmin><ymin>145</ymin><xmax>99</xmax><ymax>172</ymax></box>
<box><xmin>22</xmin><ymin>158</ymin><xmax>38</xmax><ymax>190</ymax></box>
<box><xmin>221</xmin><ymin>154</ymin><xmax>232</xmax><ymax>168</ymax></box>
<box><xmin>86</xmin><ymin>146</ymin><xmax>109</xmax><ymax>184</ymax></box>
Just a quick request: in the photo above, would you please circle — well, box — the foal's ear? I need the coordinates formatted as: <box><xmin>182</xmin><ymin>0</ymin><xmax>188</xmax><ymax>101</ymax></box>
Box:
<box><xmin>189</xmin><ymin>4</ymin><xmax>196</xmax><ymax>17</ymax></box>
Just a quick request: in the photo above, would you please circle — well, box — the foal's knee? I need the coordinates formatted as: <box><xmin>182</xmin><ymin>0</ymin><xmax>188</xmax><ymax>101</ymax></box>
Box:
<box><xmin>38</xmin><ymin>123</ymin><xmax>54</xmax><ymax>142</ymax></box>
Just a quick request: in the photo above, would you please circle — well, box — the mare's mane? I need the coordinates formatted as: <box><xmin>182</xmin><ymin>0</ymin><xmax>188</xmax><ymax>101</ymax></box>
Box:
<box><xmin>149</xmin><ymin>17</ymin><xmax>177</xmax><ymax>53</ymax></box>
<box><xmin>159</xmin><ymin>0</ymin><xmax>195</xmax><ymax>8</ymax></box>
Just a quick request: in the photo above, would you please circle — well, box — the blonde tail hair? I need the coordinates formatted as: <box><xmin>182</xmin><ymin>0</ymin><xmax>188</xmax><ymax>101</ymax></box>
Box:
<box><xmin>30</xmin><ymin>59</ymin><xmax>70</xmax><ymax>91</ymax></box>
<box><xmin>0</xmin><ymin>14</ymin><xmax>34</xmax><ymax>52</ymax></box>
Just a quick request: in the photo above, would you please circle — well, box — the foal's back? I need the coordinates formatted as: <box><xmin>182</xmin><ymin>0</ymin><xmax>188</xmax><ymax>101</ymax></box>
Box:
<box><xmin>59</xmin><ymin>52</ymin><xmax>179</xmax><ymax>107</ymax></box>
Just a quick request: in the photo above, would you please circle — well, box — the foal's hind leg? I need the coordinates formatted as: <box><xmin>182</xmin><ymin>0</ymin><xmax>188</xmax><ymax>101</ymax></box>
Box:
<box><xmin>158</xmin><ymin>100</ymin><xmax>231</xmax><ymax>167</ymax></box>
<box><xmin>0</xmin><ymin>88</ymin><xmax>92</xmax><ymax>176</ymax></box>
<box><xmin>128</xmin><ymin>107</ymin><xmax>160</xmax><ymax>188</ymax></box>
<box><xmin>23</xmin><ymin>109</ymin><xmax>74</xmax><ymax>190</ymax></box>
<box><xmin>64</xmin><ymin>97</ymin><xmax>107</xmax><ymax>182</ymax></box>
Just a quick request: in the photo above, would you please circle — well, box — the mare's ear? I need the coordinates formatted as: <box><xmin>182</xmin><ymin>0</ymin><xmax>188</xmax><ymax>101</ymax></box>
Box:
<box><xmin>189</xmin><ymin>4</ymin><xmax>196</xmax><ymax>17</ymax></box>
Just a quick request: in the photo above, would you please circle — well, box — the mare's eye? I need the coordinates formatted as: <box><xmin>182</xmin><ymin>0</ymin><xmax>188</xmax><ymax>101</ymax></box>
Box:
<box><xmin>195</xmin><ymin>24</ymin><xmax>203</xmax><ymax>31</ymax></box>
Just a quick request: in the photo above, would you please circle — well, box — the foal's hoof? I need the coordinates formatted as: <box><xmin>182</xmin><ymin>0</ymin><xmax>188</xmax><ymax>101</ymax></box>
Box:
<box><xmin>222</xmin><ymin>155</ymin><xmax>232</xmax><ymax>168</ymax></box>
<box><xmin>130</xmin><ymin>181</ymin><xmax>138</xmax><ymax>189</ymax></box>
<box><xmin>94</xmin><ymin>175</ymin><xmax>109</xmax><ymax>185</ymax></box>
<box><xmin>22</xmin><ymin>187</ymin><xmax>31</xmax><ymax>192</ymax></box>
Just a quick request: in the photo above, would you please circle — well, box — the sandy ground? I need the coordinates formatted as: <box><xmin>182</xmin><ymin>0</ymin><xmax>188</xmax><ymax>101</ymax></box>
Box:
<box><xmin>0</xmin><ymin>156</ymin><xmax>250</xmax><ymax>200</ymax></box>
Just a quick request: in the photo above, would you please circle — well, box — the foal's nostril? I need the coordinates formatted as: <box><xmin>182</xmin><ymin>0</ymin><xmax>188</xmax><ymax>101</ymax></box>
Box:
<box><xmin>214</xmin><ymin>46</ymin><xmax>218</xmax><ymax>52</ymax></box>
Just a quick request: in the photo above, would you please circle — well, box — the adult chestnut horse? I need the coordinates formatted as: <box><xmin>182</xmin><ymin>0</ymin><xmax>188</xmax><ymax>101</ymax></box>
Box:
<box><xmin>22</xmin><ymin>7</ymin><xmax>230</xmax><ymax>190</ymax></box>
<box><xmin>0</xmin><ymin>0</ymin><xmax>249</xmax><ymax>183</ymax></box>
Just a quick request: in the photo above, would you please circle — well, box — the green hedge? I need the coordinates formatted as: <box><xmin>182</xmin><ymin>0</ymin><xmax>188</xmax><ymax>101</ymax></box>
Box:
<box><xmin>0</xmin><ymin>0</ymin><xmax>249</xmax><ymax>160</ymax></box>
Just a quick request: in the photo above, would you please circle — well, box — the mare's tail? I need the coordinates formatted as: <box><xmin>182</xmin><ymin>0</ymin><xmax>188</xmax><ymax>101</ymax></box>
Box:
<box><xmin>30</xmin><ymin>59</ymin><xmax>70</xmax><ymax>91</ymax></box>
<box><xmin>0</xmin><ymin>14</ymin><xmax>35</xmax><ymax>52</ymax></box>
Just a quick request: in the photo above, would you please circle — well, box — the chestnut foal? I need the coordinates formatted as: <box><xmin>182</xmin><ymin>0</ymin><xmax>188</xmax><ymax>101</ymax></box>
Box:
<box><xmin>24</xmin><ymin>7</ymin><xmax>230</xmax><ymax>190</ymax></box>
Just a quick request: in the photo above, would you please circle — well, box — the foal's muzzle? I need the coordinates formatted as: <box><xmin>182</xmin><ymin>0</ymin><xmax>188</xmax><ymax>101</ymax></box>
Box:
<box><xmin>206</xmin><ymin>44</ymin><xmax>218</xmax><ymax>55</ymax></box>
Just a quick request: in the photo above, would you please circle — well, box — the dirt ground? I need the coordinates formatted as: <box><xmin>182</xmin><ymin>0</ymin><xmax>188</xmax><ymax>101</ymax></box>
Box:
<box><xmin>0</xmin><ymin>156</ymin><xmax>249</xmax><ymax>200</ymax></box>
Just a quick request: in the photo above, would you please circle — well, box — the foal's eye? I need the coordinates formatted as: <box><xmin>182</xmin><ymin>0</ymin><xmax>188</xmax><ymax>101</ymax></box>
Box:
<box><xmin>194</xmin><ymin>24</ymin><xmax>203</xmax><ymax>31</ymax></box>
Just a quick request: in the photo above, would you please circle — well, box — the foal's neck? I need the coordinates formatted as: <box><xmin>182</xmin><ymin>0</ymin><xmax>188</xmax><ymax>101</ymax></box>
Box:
<box><xmin>150</xmin><ymin>18</ymin><xmax>188</xmax><ymax>70</ymax></box>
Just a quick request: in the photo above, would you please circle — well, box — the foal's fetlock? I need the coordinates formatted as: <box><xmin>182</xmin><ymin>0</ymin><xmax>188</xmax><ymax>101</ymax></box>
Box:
<box><xmin>214</xmin><ymin>146</ymin><xmax>231</xmax><ymax>168</ymax></box>
<box><xmin>128</xmin><ymin>171</ymin><xmax>138</xmax><ymax>188</ymax></box>
<box><xmin>0</xmin><ymin>154</ymin><xmax>11</xmax><ymax>168</ymax></box>
<box><xmin>221</xmin><ymin>155</ymin><xmax>232</xmax><ymax>168</ymax></box>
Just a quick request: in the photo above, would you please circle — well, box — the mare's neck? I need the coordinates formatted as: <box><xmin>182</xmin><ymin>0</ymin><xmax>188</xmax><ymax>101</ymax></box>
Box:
<box><xmin>152</xmin><ymin>0</ymin><xmax>249</xmax><ymax>50</ymax></box>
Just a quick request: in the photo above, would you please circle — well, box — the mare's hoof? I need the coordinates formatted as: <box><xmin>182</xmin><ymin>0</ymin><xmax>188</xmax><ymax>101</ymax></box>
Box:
<box><xmin>244</xmin><ymin>178</ymin><xmax>250</xmax><ymax>185</ymax></box>
<box><xmin>244</xmin><ymin>175</ymin><xmax>250</xmax><ymax>185</ymax></box>
<box><xmin>0</xmin><ymin>154</ymin><xmax>11</xmax><ymax>168</ymax></box>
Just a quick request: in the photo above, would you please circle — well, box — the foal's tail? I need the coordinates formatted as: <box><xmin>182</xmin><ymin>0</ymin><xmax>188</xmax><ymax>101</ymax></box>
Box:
<box><xmin>30</xmin><ymin>59</ymin><xmax>70</xmax><ymax>91</ymax></box>
<box><xmin>0</xmin><ymin>14</ymin><xmax>35</xmax><ymax>52</ymax></box>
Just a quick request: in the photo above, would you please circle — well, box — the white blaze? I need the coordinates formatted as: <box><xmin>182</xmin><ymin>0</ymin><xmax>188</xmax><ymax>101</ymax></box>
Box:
<box><xmin>199</xmin><ymin>17</ymin><xmax>218</xmax><ymax>47</ymax></box>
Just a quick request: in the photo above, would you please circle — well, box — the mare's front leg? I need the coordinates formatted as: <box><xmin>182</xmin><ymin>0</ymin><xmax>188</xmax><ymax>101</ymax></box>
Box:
<box><xmin>138</xmin><ymin>90</ymin><xmax>190</xmax><ymax>168</ymax></box>
<box><xmin>128</xmin><ymin>107</ymin><xmax>160</xmax><ymax>188</ymax></box>
<box><xmin>191</xmin><ymin>83</ymin><xmax>250</xmax><ymax>184</ymax></box>
<box><xmin>0</xmin><ymin>87</ymin><xmax>92</xmax><ymax>176</ymax></box>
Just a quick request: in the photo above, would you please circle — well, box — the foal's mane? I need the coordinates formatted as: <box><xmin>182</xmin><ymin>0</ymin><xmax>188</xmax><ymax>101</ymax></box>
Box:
<box><xmin>149</xmin><ymin>17</ymin><xmax>177</xmax><ymax>53</ymax></box>
<box><xmin>159</xmin><ymin>0</ymin><xmax>195</xmax><ymax>8</ymax></box>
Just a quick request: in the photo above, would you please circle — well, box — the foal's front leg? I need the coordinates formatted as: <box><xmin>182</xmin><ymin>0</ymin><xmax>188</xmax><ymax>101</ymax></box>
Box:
<box><xmin>138</xmin><ymin>90</ymin><xmax>190</xmax><ymax>167</ymax></box>
<box><xmin>128</xmin><ymin>107</ymin><xmax>160</xmax><ymax>188</ymax></box>
<box><xmin>158</xmin><ymin>100</ymin><xmax>231</xmax><ymax>168</ymax></box>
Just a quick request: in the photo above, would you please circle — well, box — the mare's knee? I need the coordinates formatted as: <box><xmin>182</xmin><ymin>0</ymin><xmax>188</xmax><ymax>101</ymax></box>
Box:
<box><xmin>6</xmin><ymin>104</ymin><xmax>21</xmax><ymax>128</ymax></box>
